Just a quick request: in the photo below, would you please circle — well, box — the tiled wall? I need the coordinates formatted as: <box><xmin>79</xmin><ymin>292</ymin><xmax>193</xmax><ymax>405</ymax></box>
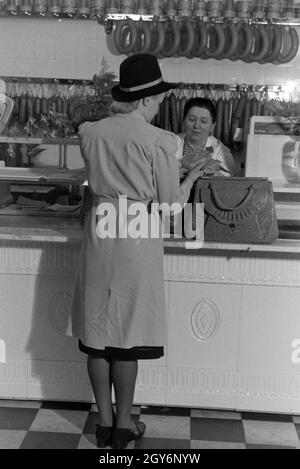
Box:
<box><xmin>0</xmin><ymin>17</ymin><xmax>300</xmax><ymax>87</ymax></box>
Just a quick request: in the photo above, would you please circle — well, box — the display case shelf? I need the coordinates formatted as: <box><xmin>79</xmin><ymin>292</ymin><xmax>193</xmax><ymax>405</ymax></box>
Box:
<box><xmin>0</xmin><ymin>167</ymin><xmax>85</xmax><ymax>184</ymax></box>
<box><xmin>0</xmin><ymin>136</ymin><xmax>79</xmax><ymax>146</ymax></box>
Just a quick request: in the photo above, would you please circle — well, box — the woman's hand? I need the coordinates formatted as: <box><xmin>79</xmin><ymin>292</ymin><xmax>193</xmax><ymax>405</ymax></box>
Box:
<box><xmin>184</xmin><ymin>162</ymin><xmax>205</xmax><ymax>184</ymax></box>
<box><xmin>200</xmin><ymin>157</ymin><xmax>223</xmax><ymax>175</ymax></box>
<box><xmin>184</xmin><ymin>158</ymin><xmax>224</xmax><ymax>184</ymax></box>
<box><xmin>179</xmin><ymin>167</ymin><xmax>189</xmax><ymax>179</ymax></box>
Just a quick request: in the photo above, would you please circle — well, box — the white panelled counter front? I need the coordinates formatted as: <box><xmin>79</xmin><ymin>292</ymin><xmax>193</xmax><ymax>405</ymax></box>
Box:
<box><xmin>0</xmin><ymin>219</ymin><xmax>300</xmax><ymax>414</ymax></box>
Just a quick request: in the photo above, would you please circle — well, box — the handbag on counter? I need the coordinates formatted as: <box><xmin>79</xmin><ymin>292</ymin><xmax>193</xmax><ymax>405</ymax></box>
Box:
<box><xmin>192</xmin><ymin>177</ymin><xmax>279</xmax><ymax>244</ymax></box>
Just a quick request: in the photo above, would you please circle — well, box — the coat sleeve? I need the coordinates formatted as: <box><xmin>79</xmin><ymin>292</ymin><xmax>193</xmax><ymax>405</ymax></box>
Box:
<box><xmin>153</xmin><ymin>132</ymin><xmax>193</xmax><ymax>209</ymax></box>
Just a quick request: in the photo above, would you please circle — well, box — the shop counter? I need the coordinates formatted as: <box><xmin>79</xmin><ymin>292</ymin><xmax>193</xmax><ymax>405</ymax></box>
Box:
<box><xmin>0</xmin><ymin>221</ymin><xmax>299</xmax><ymax>414</ymax></box>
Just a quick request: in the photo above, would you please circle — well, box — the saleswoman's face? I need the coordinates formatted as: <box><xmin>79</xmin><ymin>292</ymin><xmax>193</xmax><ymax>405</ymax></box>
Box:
<box><xmin>184</xmin><ymin>106</ymin><xmax>214</xmax><ymax>142</ymax></box>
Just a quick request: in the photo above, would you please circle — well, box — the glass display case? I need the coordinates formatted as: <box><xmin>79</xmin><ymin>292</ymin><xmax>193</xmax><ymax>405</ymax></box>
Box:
<box><xmin>0</xmin><ymin>136</ymin><xmax>86</xmax><ymax>221</ymax></box>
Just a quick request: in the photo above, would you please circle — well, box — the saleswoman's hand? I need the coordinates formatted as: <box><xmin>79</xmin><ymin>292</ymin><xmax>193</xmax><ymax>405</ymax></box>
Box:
<box><xmin>200</xmin><ymin>157</ymin><xmax>223</xmax><ymax>175</ymax></box>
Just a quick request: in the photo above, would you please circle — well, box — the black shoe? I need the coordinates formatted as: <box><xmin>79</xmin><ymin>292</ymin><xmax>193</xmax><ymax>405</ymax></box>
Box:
<box><xmin>112</xmin><ymin>421</ymin><xmax>146</xmax><ymax>449</ymax></box>
<box><xmin>95</xmin><ymin>411</ymin><xmax>116</xmax><ymax>448</ymax></box>
<box><xmin>95</xmin><ymin>424</ymin><xmax>114</xmax><ymax>448</ymax></box>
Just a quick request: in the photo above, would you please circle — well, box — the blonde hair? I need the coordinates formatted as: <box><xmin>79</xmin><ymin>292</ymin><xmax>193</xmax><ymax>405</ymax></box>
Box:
<box><xmin>110</xmin><ymin>100</ymin><xmax>140</xmax><ymax>114</ymax></box>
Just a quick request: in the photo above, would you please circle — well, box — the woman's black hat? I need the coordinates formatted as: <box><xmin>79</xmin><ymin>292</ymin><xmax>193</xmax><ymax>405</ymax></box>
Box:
<box><xmin>111</xmin><ymin>53</ymin><xmax>175</xmax><ymax>102</ymax></box>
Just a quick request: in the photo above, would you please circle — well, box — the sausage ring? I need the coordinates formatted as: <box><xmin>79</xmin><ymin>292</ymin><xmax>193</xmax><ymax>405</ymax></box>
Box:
<box><xmin>179</xmin><ymin>18</ymin><xmax>196</xmax><ymax>58</ymax></box>
<box><xmin>161</xmin><ymin>19</ymin><xmax>181</xmax><ymax>58</ymax></box>
<box><xmin>246</xmin><ymin>24</ymin><xmax>269</xmax><ymax>62</ymax></box>
<box><xmin>195</xmin><ymin>20</ymin><xmax>208</xmax><ymax>58</ymax></box>
<box><xmin>114</xmin><ymin>19</ymin><xmax>138</xmax><ymax>55</ymax></box>
<box><xmin>233</xmin><ymin>23</ymin><xmax>253</xmax><ymax>61</ymax></box>
<box><xmin>135</xmin><ymin>20</ymin><xmax>152</xmax><ymax>54</ymax></box>
<box><xmin>276</xmin><ymin>26</ymin><xmax>299</xmax><ymax>64</ymax></box>
<box><xmin>259</xmin><ymin>25</ymin><xmax>283</xmax><ymax>64</ymax></box>
<box><xmin>149</xmin><ymin>20</ymin><xmax>165</xmax><ymax>56</ymax></box>
<box><xmin>222</xmin><ymin>22</ymin><xmax>239</xmax><ymax>60</ymax></box>
<box><xmin>205</xmin><ymin>22</ymin><xmax>226</xmax><ymax>59</ymax></box>
<box><xmin>107</xmin><ymin>22</ymin><xmax>122</xmax><ymax>56</ymax></box>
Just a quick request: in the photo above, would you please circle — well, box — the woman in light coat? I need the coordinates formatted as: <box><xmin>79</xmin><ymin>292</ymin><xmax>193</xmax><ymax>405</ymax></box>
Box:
<box><xmin>71</xmin><ymin>54</ymin><xmax>204</xmax><ymax>449</ymax></box>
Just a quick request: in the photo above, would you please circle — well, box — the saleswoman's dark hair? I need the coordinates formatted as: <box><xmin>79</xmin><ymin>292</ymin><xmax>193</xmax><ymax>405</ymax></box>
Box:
<box><xmin>183</xmin><ymin>97</ymin><xmax>217</xmax><ymax>123</ymax></box>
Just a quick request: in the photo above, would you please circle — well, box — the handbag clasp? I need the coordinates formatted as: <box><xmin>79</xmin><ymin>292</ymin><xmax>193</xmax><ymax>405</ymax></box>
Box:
<box><xmin>228</xmin><ymin>223</ymin><xmax>237</xmax><ymax>233</ymax></box>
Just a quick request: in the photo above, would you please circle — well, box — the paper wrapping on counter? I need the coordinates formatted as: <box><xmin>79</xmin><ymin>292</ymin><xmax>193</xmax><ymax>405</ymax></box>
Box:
<box><xmin>49</xmin><ymin>204</ymin><xmax>80</xmax><ymax>212</ymax></box>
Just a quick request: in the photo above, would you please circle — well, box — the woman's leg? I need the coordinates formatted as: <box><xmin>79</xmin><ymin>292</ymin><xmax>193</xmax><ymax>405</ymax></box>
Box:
<box><xmin>111</xmin><ymin>359</ymin><xmax>138</xmax><ymax>429</ymax></box>
<box><xmin>87</xmin><ymin>355</ymin><xmax>114</xmax><ymax>426</ymax></box>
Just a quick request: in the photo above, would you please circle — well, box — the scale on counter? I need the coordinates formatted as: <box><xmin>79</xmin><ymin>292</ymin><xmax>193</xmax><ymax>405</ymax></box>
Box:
<box><xmin>245</xmin><ymin>116</ymin><xmax>300</xmax><ymax>239</ymax></box>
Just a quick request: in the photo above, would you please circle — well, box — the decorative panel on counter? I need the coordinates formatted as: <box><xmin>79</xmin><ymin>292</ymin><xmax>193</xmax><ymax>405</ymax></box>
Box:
<box><xmin>0</xmin><ymin>236</ymin><xmax>300</xmax><ymax>412</ymax></box>
<box><xmin>165</xmin><ymin>280</ymin><xmax>241</xmax><ymax>408</ymax></box>
<box><xmin>163</xmin><ymin>246</ymin><xmax>300</xmax><ymax>413</ymax></box>
<box><xmin>237</xmin><ymin>284</ymin><xmax>300</xmax><ymax>413</ymax></box>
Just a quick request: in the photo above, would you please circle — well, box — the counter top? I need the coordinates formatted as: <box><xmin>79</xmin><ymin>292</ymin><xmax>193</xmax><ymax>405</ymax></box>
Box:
<box><xmin>0</xmin><ymin>216</ymin><xmax>82</xmax><ymax>242</ymax></box>
<box><xmin>0</xmin><ymin>217</ymin><xmax>300</xmax><ymax>253</ymax></box>
<box><xmin>164</xmin><ymin>237</ymin><xmax>300</xmax><ymax>253</ymax></box>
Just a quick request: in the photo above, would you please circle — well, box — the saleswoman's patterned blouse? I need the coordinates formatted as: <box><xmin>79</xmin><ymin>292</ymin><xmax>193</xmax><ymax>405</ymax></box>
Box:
<box><xmin>177</xmin><ymin>134</ymin><xmax>237</xmax><ymax>177</ymax></box>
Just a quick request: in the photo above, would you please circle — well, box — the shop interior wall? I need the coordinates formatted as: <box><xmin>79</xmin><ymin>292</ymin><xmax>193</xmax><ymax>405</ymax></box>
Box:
<box><xmin>0</xmin><ymin>18</ymin><xmax>299</xmax><ymax>85</ymax></box>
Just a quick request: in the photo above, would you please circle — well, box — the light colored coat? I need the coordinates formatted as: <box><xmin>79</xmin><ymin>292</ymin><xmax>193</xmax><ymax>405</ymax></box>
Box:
<box><xmin>71</xmin><ymin>113</ymin><xmax>191</xmax><ymax>349</ymax></box>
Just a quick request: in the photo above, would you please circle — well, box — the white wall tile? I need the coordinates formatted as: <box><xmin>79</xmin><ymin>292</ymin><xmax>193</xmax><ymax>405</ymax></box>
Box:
<box><xmin>3</xmin><ymin>18</ymin><xmax>30</xmax><ymax>35</ymax></box>
<box><xmin>13</xmin><ymin>36</ymin><xmax>36</xmax><ymax>59</ymax></box>
<box><xmin>75</xmin><ymin>60</ymin><xmax>100</xmax><ymax>79</ymax></box>
<box><xmin>55</xmin><ymin>41</ymin><xmax>76</xmax><ymax>60</ymax></box>
<box><xmin>0</xmin><ymin>37</ymin><xmax>14</xmax><ymax>57</ymax></box>
<box><xmin>75</xmin><ymin>20</ymin><xmax>101</xmax><ymax>39</ymax></box>
<box><xmin>13</xmin><ymin>58</ymin><xmax>37</xmax><ymax>77</ymax></box>
<box><xmin>222</xmin><ymin>59</ymin><xmax>245</xmax><ymax>83</ymax></box>
<box><xmin>159</xmin><ymin>59</ymin><xmax>181</xmax><ymax>83</ymax></box>
<box><xmin>34</xmin><ymin>19</ymin><xmax>60</xmax><ymax>38</ymax></box>
<box><xmin>54</xmin><ymin>59</ymin><xmax>77</xmax><ymax>79</ymax></box>
<box><xmin>0</xmin><ymin>17</ymin><xmax>298</xmax><ymax>89</ymax></box>
<box><xmin>35</xmin><ymin>38</ymin><xmax>56</xmax><ymax>59</ymax></box>
<box><xmin>54</xmin><ymin>19</ymin><xmax>77</xmax><ymax>42</ymax></box>
<box><xmin>34</xmin><ymin>59</ymin><xmax>56</xmax><ymax>78</ymax></box>
<box><xmin>0</xmin><ymin>58</ymin><xmax>14</xmax><ymax>76</ymax></box>
<box><xmin>8</xmin><ymin>19</ymin><xmax>37</xmax><ymax>36</ymax></box>
<box><xmin>0</xmin><ymin>20</ymin><xmax>17</xmax><ymax>35</ymax></box>
<box><xmin>179</xmin><ymin>57</ymin><xmax>205</xmax><ymax>83</ymax></box>
<box><xmin>75</xmin><ymin>39</ymin><xmax>103</xmax><ymax>61</ymax></box>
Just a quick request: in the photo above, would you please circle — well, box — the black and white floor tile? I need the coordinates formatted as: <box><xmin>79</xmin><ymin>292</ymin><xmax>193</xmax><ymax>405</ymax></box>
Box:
<box><xmin>0</xmin><ymin>400</ymin><xmax>299</xmax><ymax>449</ymax></box>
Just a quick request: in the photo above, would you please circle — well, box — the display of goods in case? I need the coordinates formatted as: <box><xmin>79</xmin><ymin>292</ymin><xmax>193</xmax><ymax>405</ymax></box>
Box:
<box><xmin>1</xmin><ymin>59</ymin><xmax>117</xmax><ymax>139</ymax></box>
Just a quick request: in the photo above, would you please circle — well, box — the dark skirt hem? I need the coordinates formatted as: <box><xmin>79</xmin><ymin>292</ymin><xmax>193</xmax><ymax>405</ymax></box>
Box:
<box><xmin>78</xmin><ymin>339</ymin><xmax>164</xmax><ymax>360</ymax></box>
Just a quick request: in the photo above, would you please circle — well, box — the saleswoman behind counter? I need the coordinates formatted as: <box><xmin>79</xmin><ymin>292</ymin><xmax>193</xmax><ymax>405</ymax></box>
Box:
<box><xmin>177</xmin><ymin>97</ymin><xmax>237</xmax><ymax>179</ymax></box>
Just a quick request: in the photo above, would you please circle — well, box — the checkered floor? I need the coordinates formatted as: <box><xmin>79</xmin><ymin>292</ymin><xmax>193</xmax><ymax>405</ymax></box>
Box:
<box><xmin>0</xmin><ymin>400</ymin><xmax>299</xmax><ymax>449</ymax></box>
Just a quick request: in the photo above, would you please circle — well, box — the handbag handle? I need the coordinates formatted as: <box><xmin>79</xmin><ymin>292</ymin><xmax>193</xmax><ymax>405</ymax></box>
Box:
<box><xmin>206</xmin><ymin>182</ymin><xmax>256</xmax><ymax>211</ymax></box>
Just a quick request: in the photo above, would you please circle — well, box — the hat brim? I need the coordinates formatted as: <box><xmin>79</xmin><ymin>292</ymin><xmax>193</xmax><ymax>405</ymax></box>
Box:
<box><xmin>111</xmin><ymin>81</ymin><xmax>176</xmax><ymax>102</ymax></box>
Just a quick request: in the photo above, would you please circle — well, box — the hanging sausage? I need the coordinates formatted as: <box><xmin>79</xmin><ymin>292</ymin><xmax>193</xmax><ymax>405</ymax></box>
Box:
<box><xmin>246</xmin><ymin>24</ymin><xmax>270</xmax><ymax>63</ymax></box>
<box><xmin>114</xmin><ymin>18</ymin><xmax>138</xmax><ymax>55</ymax></box>
<box><xmin>194</xmin><ymin>20</ymin><xmax>207</xmax><ymax>58</ymax></box>
<box><xmin>135</xmin><ymin>20</ymin><xmax>152</xmax><ymax>54</ymax></box>
<box><xmin>233</xmin><ymin>22</ymin><xmax>253</xmax><ymax>62</ymax></box>
<box><xmin>205</xmin><ymin>22</ymin><xmax>226</xmax><ymax>59</ymax></box>
<box><xmin>161</xmin><ymin>19</ymin><xmax>181</xmax><ymax>58</ymax></box>
<box><xmin>276</xmin><ymin>27</ymin><xmax>299</xmax><ymax>64</ymax></box>
<box><xmin>222</xmin><ymin>22</ymin><xmax>239</xmax><ymax>60</ymax></box>
<box><xmin>178</xmin><ymin>17</ymin><xmax>195</xmax><ymax>58</ymax></box>
<box><xmin>149</xmin><ymin>19</ymin><xmax>165</xmax><ymax>57</ymax></box>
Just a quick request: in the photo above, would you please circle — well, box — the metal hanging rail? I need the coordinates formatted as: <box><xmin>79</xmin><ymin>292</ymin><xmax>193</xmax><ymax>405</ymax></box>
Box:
<box><xmin>102</xmin><ymin>13</ymin><xmax>300</xmax><ymax>26</ymax></box>
<box><xmin>0</xmin><ymin>77</ymin><xmax>93</xmax><ymax>86</ymax></box>
<box><xmin>0</xmin><ymin>77</ymin><xmax>294</xmax><ymax>94</ymax></box>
